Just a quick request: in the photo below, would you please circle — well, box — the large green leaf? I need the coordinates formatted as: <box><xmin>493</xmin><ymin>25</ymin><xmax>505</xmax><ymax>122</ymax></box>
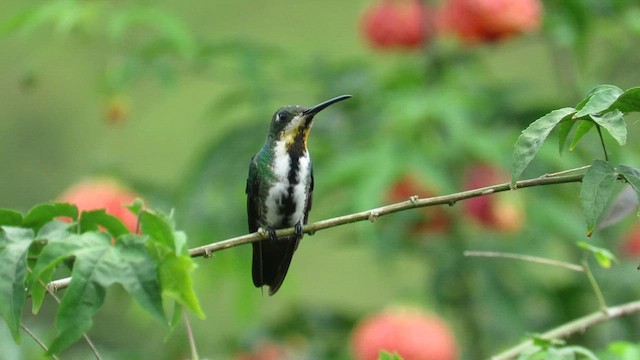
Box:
<box><xmin>0</xmin><ymin>209</ymin><xmax>23</xmax><ymax>227</ymax></box>
<box><xmin>590</xmin><ymin>109</ymin><xmax>626</xmax><ymax>145</ymax></box>
<box><xmin>31</xmin><ymin>231</ymin><xmax>165</xmax><ymax>354</ymax></box>
<box><xmin>580</xmin><ymin>160</ymin><xmax>617</xmax><ymax>236</ymax></box>
<box><xmin>30</xmin><ymin>220</ymin><xmax>76</xmax><ymax>313</ymax></box>
<box><xmin>511</xmin><ymin>108</ymin><xmax>576</xmax><ymax>185</ymax></box>
<box><xmin>575</xmin><ymin>85</ymin><xmax>623</xmax><ymax>117</ymax></box>
<box><xmin>23</xmin><ymin>203</ymin><xmax>78</xmax><ymax>231</ymax></box>
<box><xmin>0</xmin><ymin>227</ymin><xmax>34</xmax><ymax>342</ymax></box>
<box><xmin>607</xmin><ymin>87</ymin><xmax>640</xmax><ymax>114</ymax></box>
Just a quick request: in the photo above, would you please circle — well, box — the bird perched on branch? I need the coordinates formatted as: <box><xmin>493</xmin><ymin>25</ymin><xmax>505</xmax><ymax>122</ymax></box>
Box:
<box><xmin>246</xmin><ymin>95</ymin><xmax>352</xmax><ymax>295</ymax></box>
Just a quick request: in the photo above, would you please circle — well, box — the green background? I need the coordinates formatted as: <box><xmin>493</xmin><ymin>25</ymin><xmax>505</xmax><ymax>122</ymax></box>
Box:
<box><xmin>1</xmin><ymin>0</ymin><xmax>640</xmax><ymax>359</ymax></box>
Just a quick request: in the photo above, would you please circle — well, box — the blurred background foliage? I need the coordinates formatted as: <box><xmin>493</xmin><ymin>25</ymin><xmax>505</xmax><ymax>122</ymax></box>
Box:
<box><xmin>1</xmin><ymin>0</ymin><xmax>640</xmax><ymax>359</ymax></box>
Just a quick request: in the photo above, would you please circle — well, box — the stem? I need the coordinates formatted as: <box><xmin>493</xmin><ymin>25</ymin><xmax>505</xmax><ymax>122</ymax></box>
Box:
<box><xmin>20</xmin><ymin>324</ymin><xmax>60</xmax><ymax>360</ymax></box>
<box><xmin>491</xmin><ymin>300</ymin><xmax>640</xmax><ymax>359</ymax></box>
<box><xmin>582</xmin><ymin>257</ymin><xmax>608</xmax><ymax>312</ymax></box>
<box><xmin>540</xmin><ymin>165</ymin><xmax>591</xmax><ymax>178</ymax></box>
<box><xmin>464</xmin><ymin>251</ymin><xmax>585</xmax><ymax>273</ymax></box>
<box><xmin>596</xmin><ymin>125</ymin><xmax>609</xmax><ymax>161</ymax></box>
<box><xmin>183</xmin><ymin>312</ymin><xmax>199</xmax><ymax>360</ymax></box>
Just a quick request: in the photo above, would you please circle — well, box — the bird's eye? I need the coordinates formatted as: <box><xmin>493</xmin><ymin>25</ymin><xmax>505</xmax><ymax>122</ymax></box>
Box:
<box><xmin>276</xmin><ymin>112</ymin><xmax>287</xmax><ymax>122</ymax></box>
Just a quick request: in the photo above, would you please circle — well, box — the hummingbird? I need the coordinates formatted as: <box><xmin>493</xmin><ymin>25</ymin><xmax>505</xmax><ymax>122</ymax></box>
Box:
<box><xmin>246</xmin><ymin>94</ymin><xmax>351</xmax><ymax>295</ymax></box>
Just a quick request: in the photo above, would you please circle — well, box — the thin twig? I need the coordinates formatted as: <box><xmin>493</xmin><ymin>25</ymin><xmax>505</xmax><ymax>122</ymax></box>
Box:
<box><xmin>187</xmin><ymin>173</ymin><xmax>585</xmax><ymax>257</ymax></box>
<box><xmin>540</xmin><ymin>165</ymin><xmax>591</xmax><ymax>178</ymax></box>
<box><xmin>491</xmin><ymin>300</ymin><xmax>640</xmax><ymax>359</ymax></box>
<box><xmin>582</xmin><ymin>257</ymin><xmax>608</xmax><ymax>312</ymax></box>
<box><xmin>20</xmin><ymin>324</ymin><xmax>60</xmax><ymax>360</ymax></box>
<box><xmin>183</xmin><ymin>311</ymin><xmax>199</xmax><ymax>360</ymax></box>
<box><xmin>596</xmin><ymin>125</ymin><xmax>609</xmax><ymax>161</ymax></box>
<box><xmin>44</xmin><ymin>172</ymin><xmax>588</xmax><ymax>293</ymax></box>
<box><xmin>464</xmin><ymin>251</ymin><xmax>584</xmax><ymax>273</ymax></box>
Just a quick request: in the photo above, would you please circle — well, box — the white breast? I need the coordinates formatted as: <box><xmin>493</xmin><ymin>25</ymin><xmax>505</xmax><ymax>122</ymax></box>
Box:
<box><xmin>263</xmin><ymin>140</ymin><xmax>311</xmax><ymax>227</ymax></box>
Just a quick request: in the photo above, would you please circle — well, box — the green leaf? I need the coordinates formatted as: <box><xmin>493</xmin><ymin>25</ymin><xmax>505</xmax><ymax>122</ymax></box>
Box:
<box><xmin>590</xmin><ymin>109</ymin><xmax>626</xmax><ymax>145</ymax></box>
<box><xmin>569</xmin><ymin>120</ymin><xmax>594</xmax><ymax>151</ymax></box>
<box><xmin>378</xmin><ymin>351</ymin><xmax>404</xmax><ymax>360</ymax></box>
<box><xmin>0</xmin><ymin>227</ymin><xmax>35</xmax><ymax>342</ymax></box>
<box><xmin>79</xmin><ymin>209</ymin><xmax>130</xmax><ymax>238</ymax></box>
<box><xmin>511</xmin><ymin>108</ymin><xmax>576</xmax><ymax>185</ymax></box>
<box><xmin>126</xmin><ymin>198</ymin><xmax>144</xmax><ymax>217</ymax></box>
<box><xmin>577</xmin><ymin>242</ymin><xmax>619</xmax><ymax>268</ymax></box>
<box><xmin>0</xmin><ymin>209</ymin><xmax>23</xmax><ymax>227</ymax></box>
<box><xmin>607</xmin><ymin>87</ymin><xmax>640</xmax><ymax>114</ymax></box>
<box><xmin>139</xmin><ymin>210</ymin><xmax>203</xmax><ymax>317</ymax></box>
<box><xmin>617</xmin><ymin>165</ymin><xmax>640</xmax><ymax>216</ymax></box>
<box><xmin>575</xmin><ymin>85</ymin><xmax>623</xmax><ymax>117</ymax></box>
<box><xmin>557</xmin><ymin>119</ymin><xmax>576</xmax><ymax>155</ymax></box>
<box><xmin>23</xmin><ymin>203</ymin><xmax>78</xmax><ymax>231</ymax></box>
<box><xmin>31</xmin><ymin>232</ymin><xmax>165</xmax><ymax>354</ymax></box>
<box><xmin>140</xmin><ymin>211</ymin><xmax>176</xmax><ymax>251</ymax></box>
<box><xmin>159</xmin><ymin>253</ymin><xmax>204</xmax><ymax>318</ymax></box>
<box><xmin>580</xmin><ymin>160</ymin><xmax>617</xmax><ymax>236</ymax></box>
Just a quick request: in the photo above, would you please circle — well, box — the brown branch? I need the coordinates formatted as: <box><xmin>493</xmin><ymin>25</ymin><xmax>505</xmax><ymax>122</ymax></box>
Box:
<box><xmin>188</xmin><ymin>172</ymin><xmax>584</xmax><ymax>257</ymax></box>
<box><xmin>45</xmin><ymin>172</ymin><xmax>586</xmax><ymax>293</ymax></box>
<box><xmin>491</xmin><ymin>300</ymin><xmax>640</xmax><ymax>359</ymax></box>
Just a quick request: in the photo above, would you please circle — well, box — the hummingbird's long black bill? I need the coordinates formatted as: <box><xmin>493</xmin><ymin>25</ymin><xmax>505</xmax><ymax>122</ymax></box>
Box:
<box><xmin>303</xmin><ymin>95</ymin><xmax>352</xmax><ymax>116</ymax></box>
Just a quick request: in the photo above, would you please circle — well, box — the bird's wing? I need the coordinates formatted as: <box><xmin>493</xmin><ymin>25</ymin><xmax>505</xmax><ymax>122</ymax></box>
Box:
<box><xmin>246</xmin><ymin>156</ymin><xmax>261</xmax><ymax>233</ymax></box>
<box><xmin>303</xmin><ymin>163</ymin><xmax>313</xmax><ymax>225</ymax></box>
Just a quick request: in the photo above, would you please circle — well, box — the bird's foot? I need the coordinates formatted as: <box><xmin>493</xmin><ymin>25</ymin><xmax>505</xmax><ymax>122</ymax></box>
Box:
<box><xmin>266</xmin><ymin>227</ymin><xmax>278</xmax><ymax>242</ymax></box>
<box><xmin>294</xmin><ymin>221</ymin><xmax>304</xmax><ymax>239</ymax></box>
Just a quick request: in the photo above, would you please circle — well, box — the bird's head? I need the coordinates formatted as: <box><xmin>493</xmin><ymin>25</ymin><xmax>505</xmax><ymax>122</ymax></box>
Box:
<box><xmin>267</xmin><ymin>95</ymin><xmax>351</xmax><ymax>147</ymax></box>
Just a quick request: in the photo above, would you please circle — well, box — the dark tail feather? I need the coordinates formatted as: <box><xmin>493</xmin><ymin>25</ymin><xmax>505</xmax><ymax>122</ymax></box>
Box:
<box><xmin>252</xmin><ymin>236</ymin><xmax>298</xmax><ymax>295</ymax></box>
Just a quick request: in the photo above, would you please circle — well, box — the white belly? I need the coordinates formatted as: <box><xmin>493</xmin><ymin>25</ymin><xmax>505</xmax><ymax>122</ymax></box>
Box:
<box><xmin>264</xmin><ymin>141</ymin><xmax>310</xmax><ymax>227</ymax></box>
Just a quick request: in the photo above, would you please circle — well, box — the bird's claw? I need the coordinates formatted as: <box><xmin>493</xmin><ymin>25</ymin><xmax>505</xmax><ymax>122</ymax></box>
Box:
<box><xmin>294</xmin><ymin>222</ymin><xmax>304</xmax><ymax>238</ymax></box>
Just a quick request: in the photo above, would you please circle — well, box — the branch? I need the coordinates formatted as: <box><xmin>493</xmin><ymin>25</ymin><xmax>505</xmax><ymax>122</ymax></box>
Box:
<box><xmin>46</xmin><ymin>172</ymin><xmax>585</xmax><ymax>293</ymax></box>
<box><xmin>188</xmin><ymin>172</ymin><xmax>584</xmax><ymax>257</ymax></box>
<box><xmin>491</xmin><ymin>300</ymin><xmax>640</xmax><ymax>359</ymax></box>
<box><xmin>464</xmin><ymin>251</ymin><xmax>585</xmax><ymax>273</ymax></box>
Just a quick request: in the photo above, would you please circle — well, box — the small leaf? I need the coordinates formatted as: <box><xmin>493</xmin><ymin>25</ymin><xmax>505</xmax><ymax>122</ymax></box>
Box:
<box><xmin>557</xmin><ymin>119</ymin><xmax>576</xmax><ymax>155</ymax></box>
<box><xmin>618</xmin><ymin>165</ymin><xmax>640</xmax><ymax>217</ymax></box>
<box><xmin>126</xmin><ymin>198</ymin><xmax>144</xmax><ymax>217</ymax></box>
<box><xmin>23</xmin><ymin>203</ymin><xmax>78</xmax><ymax>231</ymax></box>
<box><xmin>139</xmin><ymin>210</ymin><xmax>203</xmax><ymax>317</ymax></box>
<box><xmin>580</xmin><ymin>160</ymin><xmax>617</xmax><ymax>236</ymax></box>
<box><xmin>598</xmin><ymin>186</ymin><xmax>638</xmax><ymax>230</ymax></box>
<box><xmin>590</xmin><ymin>109</ymin><xmax>626</xmax><ymax>145</ymax></box>
<box><xmin>511</xmin><ymin>107</ymin><xmax>576</xmax><ymax>185</ymax></box>
<box><xmin>607</xmin><ymin>87</ymin><xmax>640</xmax><ymax>114</ymax></box>
<box><xmin>618</xmin><ymin>165</ymin><xmax>640</xmax><ymax>197</ymax></box>
<box><xmin>140</xmin><ymin>211</ymin><xmax>176</xmax><ymax>251</ymax></box>
<box><xmin>159</xmin><ymin>254</ymin><xmax>205</xmax><ymax>318</ymax></box>
<box><xmin>0</xmin><ymin>209</ymin><xmax>23</xmax><ymax>227</ymax></box>
<box><xmin>79</xmin><ymin>209</ymin><xmax>130</xmax><ymax>238</ymax></box>
<box><xmin>0</xmin><ymin>227</ymin><xmax>35</xmax><ymax>342</ymax></box>
<box><xmin>378</xmin><ymin>351</ymin><xmax>404</xmax><ymax>360</ymax></box>
<box><xmin>577</xmin><ymin>242</ymin><xmax>619</xmax><ymax>268</ymax></box>
<box><xmin>569</xmin><ymin>121</ymin><xmax>594</xmax><ymax>151</ymax></box>
<box><xmin>575</xmin><ymin>85</ymin><xmax>623</xmax><ymax>117</ymax></box>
